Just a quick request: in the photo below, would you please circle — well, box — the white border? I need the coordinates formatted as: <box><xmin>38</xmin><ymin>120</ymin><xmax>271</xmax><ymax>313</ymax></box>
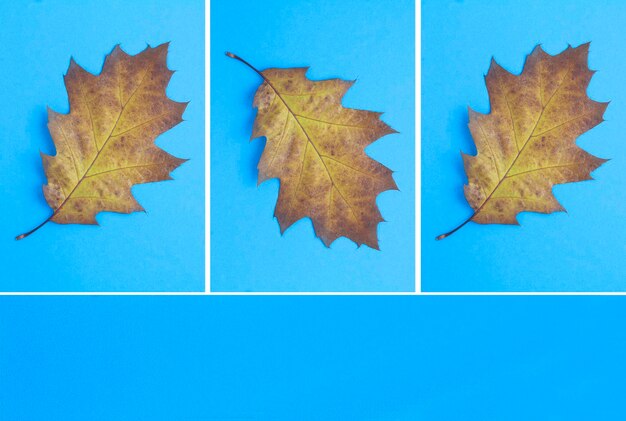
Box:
<box><xmin>205</xmin><ymin>0</ymin><xmax>211</xmax><ymax>293</ymax></box>
<box><xmin>3</xmin><ymin>292</ymin><xmax>626</xmax><ymax>296</ymax></box>
<box><xmin>415</xmin><ymin>0</ymin><xmax>421</xmax><ymax>294</ymax></box>
<box><xmin>205</xmin><ymin>0</ymin><xmax>423</xmax><ymax>296</ymax></box>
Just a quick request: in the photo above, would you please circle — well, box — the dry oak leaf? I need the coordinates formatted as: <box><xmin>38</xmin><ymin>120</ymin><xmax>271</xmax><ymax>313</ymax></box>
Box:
<box><xmin>17</xmin><ymin>43</ymin><xmax>187</xmax><ymax>240</ymax></box>
<box><xmin>437</xmin><ymin>43</ymin><xmax>608</xmax><ymax>240</ymax></box>
<box><xmin>227</xmin><ymin>52</ymin><xmax>398</xmax><ymax>249</ymax></box>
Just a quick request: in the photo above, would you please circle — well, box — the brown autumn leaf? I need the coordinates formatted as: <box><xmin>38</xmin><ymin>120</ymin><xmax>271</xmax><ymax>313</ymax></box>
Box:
<box><xmin>227</xmin><ymin>52</ymin><xmax>398</xmax><ymax>249</ymax></box>
<box><xmin>437</xmin><ymin>43</ymin><xmax>608</xmax><ymax>240</ymax></box>
<box><xmin>17</xmin><ymin>43</ymin><xmax>187</xmax><ymax>240</ymax></box>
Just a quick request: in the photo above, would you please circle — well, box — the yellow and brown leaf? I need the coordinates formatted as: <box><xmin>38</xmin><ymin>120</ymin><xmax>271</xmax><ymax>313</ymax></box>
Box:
<box><xmin>438</xmin><ymin>43</ymin><xmax>608</xmax><ymax>240</ymax></box>
<box><xmin>229</xmin><ymin>53</ymin><xmax>397</xmax><ymax>249</ymax></box>
<box><xmin>18</xmin><ymin>43</ymin><xmax>187</xmax><ymax>239</ymax></box>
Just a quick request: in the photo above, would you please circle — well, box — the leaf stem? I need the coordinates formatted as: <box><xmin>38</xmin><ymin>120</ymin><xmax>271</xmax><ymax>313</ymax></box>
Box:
<box><xmin>226</xmin><ymin>52</ymin><xmax>266</xmax><ymax>79</ymax></box>
<box><xmin>16</xmin><ymin>215</ymin><xmax>54</xmax><ymax>241</ymax></box>
<box><xmin>436</xmin><ymin>214</ymin><xmax>475</xmax><ymax>241</ymax></box>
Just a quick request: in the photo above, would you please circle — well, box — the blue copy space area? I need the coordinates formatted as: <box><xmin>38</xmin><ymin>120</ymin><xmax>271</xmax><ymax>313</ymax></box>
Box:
<box><xmin>211</xmin><ymin>0</ymin><xmax>415</xmax><ymax>292</ymax></box>
<box><xmin>0</xmin><ymin>0</ymin><xmax>204</xmax><ymax>291</ymax></box>
<box><xmin>422</xmin><ymin>0</ymin><xmax>626</xmax><ymax>291</ymax></box>
<box><xmin>2</xmin><ymin>296</ymin><xmax>626</xmax><ymax>420</ymax></box>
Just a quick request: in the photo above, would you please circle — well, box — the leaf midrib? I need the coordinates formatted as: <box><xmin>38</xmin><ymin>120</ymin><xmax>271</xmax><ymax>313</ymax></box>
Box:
<box><xmin>260</xmin><ymin>78</ymin><xmax>359</xmax><ymax>220</ymax></box>
<box><xmin>50</xmin><ymin>63</ymin><xmax>153</xmax><ymax>217</ymax></box>
<box><xmin>472</xmin><ymin>58</ymin><xmax>573</xmax><ymax>217</ymax></box>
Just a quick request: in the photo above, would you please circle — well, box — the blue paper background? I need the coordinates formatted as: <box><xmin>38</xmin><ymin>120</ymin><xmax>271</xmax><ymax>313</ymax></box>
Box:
<box><xmin>211</xmin><ymin>0</ymin><xmax>415</xmax><ymax>292</ymax></box>
<box><xmin>0</xmin><ymin>0</ymin><xmax>205</xmax><ymax>292</ymax></box>
<box><xmin>2</xmin><ymin>296</ymin><xmax>626</xmax><ymax>420</ymax></box>
<box><xmin>422</xmin><ymin>0</ymin><xmax>626</xmax><ymax>291</ymax></box>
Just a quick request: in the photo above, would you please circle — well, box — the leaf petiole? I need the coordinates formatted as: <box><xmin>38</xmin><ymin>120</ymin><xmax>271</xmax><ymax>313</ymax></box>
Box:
<box><xmin>225</xmin><ymin>52</ymin><xmax>266</xmax><ymax>79</ymax></box>
<box><xmin>436</xmin><ymin>215</ymin><xmax>474</xmax><ymax>240</ymax></box>
<box><xmin>16</xmin><ymin>215</ymin><xmax>54</xmax><ymax>240</ymax></box>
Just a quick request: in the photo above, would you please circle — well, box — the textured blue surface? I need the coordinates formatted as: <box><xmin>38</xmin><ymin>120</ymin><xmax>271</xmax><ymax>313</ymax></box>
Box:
<box><xmin>211</xmin><ymin>0</ymin><xmax>415</xmax><ymax>292</ymax></box>
<box><xmin>0</xmin><ymin>0</ymin><xmax>204</xmax><ymax>291</ymax></box>
<box><xmin>3</xmin><ymin>296</ymin><xmax>626</xmax><ymax>420</ymax></box>
<box><xmin>422</xmin><ymin>0</ymin><xmax>625</xmax><ymax>291</ymax></box>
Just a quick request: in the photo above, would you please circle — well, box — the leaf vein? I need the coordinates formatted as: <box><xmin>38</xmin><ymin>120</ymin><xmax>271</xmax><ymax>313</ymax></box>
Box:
<box><xmin>506</xmin><ymin>163</ymin><xmax>577</xmax><ymax>178</ymax></box>
<box><xmin>295</xmin><ymin>114</ymin><xmax>379</xmax><ymax>130</ymax></box>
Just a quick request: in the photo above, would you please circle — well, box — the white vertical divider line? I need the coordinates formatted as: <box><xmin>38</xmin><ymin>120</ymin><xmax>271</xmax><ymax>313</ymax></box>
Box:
<box><xmin>415</xmin><ymin>0</ymin><xmax>421</xmax><ymax>294</ymax></box>
<box><xmin>205</xmin><ymin>0</ymin><xmax>211</xmax><ymax>294</ymax></box>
